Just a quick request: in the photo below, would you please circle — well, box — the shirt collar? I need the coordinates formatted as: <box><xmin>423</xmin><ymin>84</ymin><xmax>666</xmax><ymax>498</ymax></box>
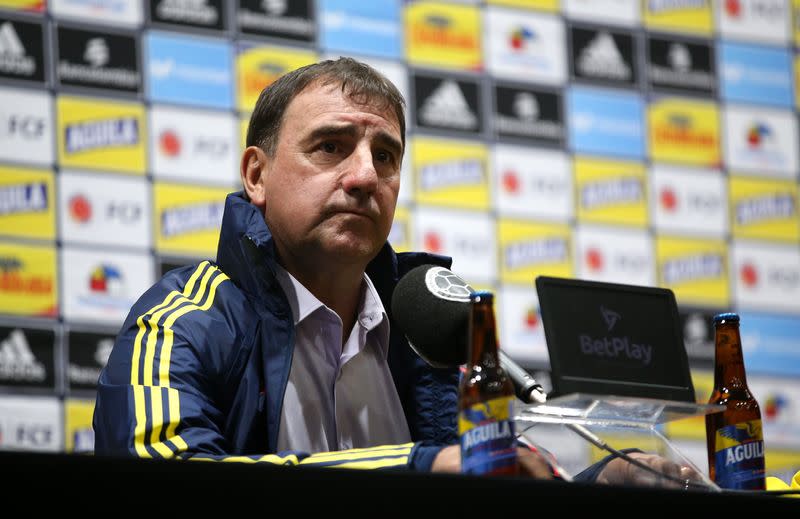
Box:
<box><xmin>273</xmin><ymin>265</ymin><xmax>389</xmax><ymax>345</ymax></box>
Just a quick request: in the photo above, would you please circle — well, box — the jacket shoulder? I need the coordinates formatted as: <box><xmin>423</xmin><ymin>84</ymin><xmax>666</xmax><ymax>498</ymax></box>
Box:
<box><xmin>114</xmin><ymin>261</ymin><xmax>258</xmax><ymax>377</ymax></box>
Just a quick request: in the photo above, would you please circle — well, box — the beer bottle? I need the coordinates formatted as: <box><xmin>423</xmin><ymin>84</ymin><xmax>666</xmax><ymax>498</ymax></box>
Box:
<box><xmin>705</xmin><ymin>312</ymin><xmax>766</xmax><ymax>490</ymax></box>
<box><xmin>458</xmin><ymin>291</ymin><xmax>519</xmax><ymax>476</ymax></box>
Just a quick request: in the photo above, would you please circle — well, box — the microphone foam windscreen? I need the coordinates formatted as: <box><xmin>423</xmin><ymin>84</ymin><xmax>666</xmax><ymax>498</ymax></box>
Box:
<box><xmin>391</xmin><ymin>264</ymin><xmax>473</xmax><ymax>368</ymax></box>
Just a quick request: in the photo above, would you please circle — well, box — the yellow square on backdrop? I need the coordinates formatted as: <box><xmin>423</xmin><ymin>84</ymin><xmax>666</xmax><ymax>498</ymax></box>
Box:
<box><xmin>236</xmin><ymin>45</ymin><xmax>317</xmax><ymax>113</ymax></box>
<box><xmin>405</xmin><ymin>2</ymin><xmax>482</xmax><ymax>71</ymax></box>
<box><xmin>412</xmin><ymin>136</ymin><xmax>490</xmax><ymax>210</ymax></box>
<box><xmin>486</xmin><ymin>0</ymin><xmax>559</xmax><ymax>11</ymax></box>
<box><xmin>643</xmin><ymin>0</ymin><xmax>713</xmax><ymax>36</ymax></box>
<box><xmin>498</xmin><ymin>218</ymin><xmax>572</xmax><ymax>283</ymax></box>
<box><xmin>575</xmin><ymin>156</ymin><xmax>648</xmax><ymax>227</ymax></box>
<box><xmin>0</xmin><ymin>166</ymin><xmax>55</xmax><ymax>241</ymax></box>
<box><xmin>0</xmin><ymin>241</ymin><xmax>57</xmax><ymax>317</ymax></box>
<box><xmin>57</xmin><ymin>96</ymin><xmax>146</xmax><ymax>175</ymax></box>
<box><xmin>656</xmin><ymin>235</ymin><xmax>729</xmax><ymax>307</ymax></box>
<box><xmin>65</xmin><ymin>400</ymin><xmax>96</xmax><ymax>453</ymax></box>
<box><xmin>154</xmin><ymin>183</ymin><xmax>231</xmax><ymax>257</ymax></box>
<box><xmin>730</xmin><ymin>176</ymin><xmax>800</xmax><ymax>243</ymax></box>
<box><xmin>648</xmin><ymin>98</ymin><xmax>720</xmax><ymax>168</ymax></box>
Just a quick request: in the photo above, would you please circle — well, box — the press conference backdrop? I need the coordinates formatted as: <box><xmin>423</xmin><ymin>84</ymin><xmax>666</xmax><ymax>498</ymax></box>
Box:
<box><xmin>0</xmin><ymin>0</ymin><xmax>799</xmax><ymax>479</ymax></box>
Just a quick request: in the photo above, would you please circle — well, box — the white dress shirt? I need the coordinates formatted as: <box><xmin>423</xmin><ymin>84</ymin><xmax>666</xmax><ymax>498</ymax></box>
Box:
<box><xmin>274</xmin><ymin>266</ymin><xmax>411</xmax><ymax>453</ymax></box>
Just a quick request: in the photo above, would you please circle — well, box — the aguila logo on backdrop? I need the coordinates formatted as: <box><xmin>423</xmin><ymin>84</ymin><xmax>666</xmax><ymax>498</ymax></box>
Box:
<box><xmin>578</xmin><ymin>306</ymin><xmax>654</xmax><ymax>366</ymax></box>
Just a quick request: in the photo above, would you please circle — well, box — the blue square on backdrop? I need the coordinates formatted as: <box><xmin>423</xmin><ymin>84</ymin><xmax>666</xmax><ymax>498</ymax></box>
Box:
<box><xmin>567</xmin><ymin>87</ymin><xmax>645</xmax><ymax>160</ymax></box>
<box><xmin>146</xmin><ymin>31</ymin><xmax>233</xmax><ymax>110</ymax></box>
<box><xmin>720</xmin><ymin>41</ymin><xmax>793</xmax><ymax>108</ymax></box>
<box><xmin>320</xmin><ymin>0</ymin><xmax>402</xmax><ymax>60</ymax></box>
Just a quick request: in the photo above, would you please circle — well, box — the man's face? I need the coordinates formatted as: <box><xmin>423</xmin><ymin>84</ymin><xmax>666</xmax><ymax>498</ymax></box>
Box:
<box><xmin>258</xmin><ymin>81</ymin><xmax>403</xmax><ymax>270</ymax></box>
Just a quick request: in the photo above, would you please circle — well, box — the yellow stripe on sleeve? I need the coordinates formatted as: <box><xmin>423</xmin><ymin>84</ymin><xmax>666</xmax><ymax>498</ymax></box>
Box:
<box><xmin>142</xmin><ymin>265</ymin><xmax>216</xmax><ymax>387</ymax></box>
<box><xmin>132</xmin><ymin>385</ymin><xmax>151</xmax><ymax>458</ymax></box>
<box><xmin>131</xmin><ymin>261</ymin><xmax>209</xmax><ymax>385</ymax></box>
<box><xmin>130</xmin><ymin>262</ymin><xmax>209</xmax><ymax>458</ymax></box>
<box><xmin>299</xmin><ymin>443</ymin><xmax>413</xmax><ymax>463</ymax></box>
<box><xmin>325</xmin><ymin>458</ymin><xmax>410</xmax><ymax>470</ymax></box>
<box><xmin>147</xmin><ymin>268</ymin><xmax>229</xmax><ymax>458</ymax></box>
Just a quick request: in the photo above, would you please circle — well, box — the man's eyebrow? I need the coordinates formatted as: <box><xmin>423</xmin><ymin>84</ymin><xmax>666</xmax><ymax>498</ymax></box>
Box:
<box><xmin>304</xmin><ymin>124</ymin><xmax>403</xmax><ymax>156</ymax></box>
<box><xmin>304</xmin><ymin>124</ymin><xmax>358</xmax><ymax>143</ymax></box>
<box><xmin>373</xmin><ymin>131</ymin><xmax>403</xmax><ymax>157</ymax></box>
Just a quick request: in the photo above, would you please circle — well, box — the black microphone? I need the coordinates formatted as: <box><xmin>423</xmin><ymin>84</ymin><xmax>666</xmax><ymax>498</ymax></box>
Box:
<box><xmin>391</xmin><ymin>264</ymin><xmax>546</xmax><ymax>404</ymax></box>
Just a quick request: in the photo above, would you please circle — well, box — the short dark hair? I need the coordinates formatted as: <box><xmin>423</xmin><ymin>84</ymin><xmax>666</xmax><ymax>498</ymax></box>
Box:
<box><xmin>246</xmin><ymin>57</ymin><xmax>406</xmax><ymax>155</ymax></box>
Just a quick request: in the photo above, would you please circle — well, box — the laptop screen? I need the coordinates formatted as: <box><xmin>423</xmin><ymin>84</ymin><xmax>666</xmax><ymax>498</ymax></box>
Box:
<box><xmin>535</xmin><ymin>276</ymin><xmax>696</xmax><ymax>403</ymax></box>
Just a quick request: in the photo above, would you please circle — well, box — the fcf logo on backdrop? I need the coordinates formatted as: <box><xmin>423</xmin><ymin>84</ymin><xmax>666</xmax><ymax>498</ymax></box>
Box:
<box><xmin>492</xmin><ymin>145</ymin><xmax>572</xmax><ymax>221</ymax></box>
<box><xmin>414</xmin><ymin>207</ymin><xmax>496</xmax><ymax>284</ymax></box>
<box><xmin>575</xmin><ymin>225</ymin><xmax>654</xmax><ymax>286</ymax></box>
<box><xmin>650</xmin><ymin>165</ymin><xmax>727</xmax><ymax>237</ymax></box>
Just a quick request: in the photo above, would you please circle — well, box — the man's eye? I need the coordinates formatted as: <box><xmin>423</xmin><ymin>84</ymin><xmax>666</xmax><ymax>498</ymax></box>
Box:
<box><xmin>376</xmin><ymin>150</ymin><xmax>392</xmax><ymax>163</ymax></box>
<box><xmin>321</xmin><ymin>142</ymin><xmax>337</xmax><ymax>153</ymax></box>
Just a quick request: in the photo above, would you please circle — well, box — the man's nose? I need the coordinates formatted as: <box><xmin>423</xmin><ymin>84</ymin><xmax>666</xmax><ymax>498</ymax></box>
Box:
<box><xmin>341</xmin><ymin>145</ymin><xmax>378</xmax><ymax>197</ymax></box>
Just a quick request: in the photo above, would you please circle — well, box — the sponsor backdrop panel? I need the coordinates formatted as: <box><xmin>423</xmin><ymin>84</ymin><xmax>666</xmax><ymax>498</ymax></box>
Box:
<box><xmin>404</xmin><ymin>2</ymin><xmax>482</xmax><ymax>71</ymax></box>
<box><xmin>0</xmin><ymin>324</ymin><xmax>56</xmax><ymax>391</ymax></box>
<box><xmin>0</xmin><ymin>87</ymin><xmax>54</xmax><ymax>166</ymax></box>
<box><xmin>497</xmin><ymin>218</ymin><xmax>573</xmax><ymax>284</ymax></box>
<box><xmin>0</xmin><ymin>165</ymin><xmax>55</xmax><ymax>241</ymax></box>
<box><xmin>235</xmin><ymin>44</ymin><xmax>317</xmax><ymax>114</ymax></box>
<box><xmin>61</xmin><ymin>246</ymin><xmax>154</xmax><ymax>326</ymax></box>
<box><xmin>154</xmin><ymin>182</ymin><xmax>229</xmax><ymax>256</ymax></box>
<box><xmin>0</xmin><ymin>0</ymin><xmax>797</xmax><ymax>463</ymax></box>
<box><xmin>56</xmin><ymin>95</ymin><xmax>147</xmax><ymax>174</ymax></box>
<box><xmin>0</xmin><ymin>241</ymin><xmax>57</xmax><ymax>318</ymax></box>
<box><xmin>649</xmin><ymin>164</ymin><xmax>728</xmax><ymax>238</ymax></box>
<box><xmin>412</xmin><ymin>136</ymin><xmax>490</xmax><ymax>210</ymax></box>
<box><xmin>58</xmin><ymin>170</ymin><xmax>150</xmax><ymax>249</ymax></box>
<box><xmin>0</xmin><ymin>396</ymin><xmax>62</xmax><ymax>452</ymax></box>
<box><xmin>64</xmin><ymin>399</ymin><xmax>95</xmax><ymax>453</ymax></box>
<box><xmin>149</xmin><ymin>105</ymin><xmax>238</xmax><ymax>186</ymax></box>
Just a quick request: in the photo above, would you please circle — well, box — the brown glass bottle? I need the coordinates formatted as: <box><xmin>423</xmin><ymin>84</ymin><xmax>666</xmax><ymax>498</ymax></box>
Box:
<box><xmin>705</xmin><ymin>313</ymin><xmax>766</xmax><ymax>490</ymax></box>
<box><xmin>458</xmin><ymin>291</ymin><xmax>519</xmax><ymax>476</ymax></box>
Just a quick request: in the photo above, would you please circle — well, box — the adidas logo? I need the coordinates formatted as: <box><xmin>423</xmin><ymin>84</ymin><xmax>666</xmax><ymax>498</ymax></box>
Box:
<box><xmin>577</xmin><ymin>31</ymin><xmax>631</xmax><ymax>81</ymax></box>
<box><xmin>668</xmin><ymin>43</ymin><xmax>691</xmax><ymax>73</ymax></box>
<box><xmin>419</xmin><ymin>80</ymin><xmax>478</xmax><ymax>131</ymax></box>
<box><xmin>84</xmin><ymin>38</ymin><xmax>109</xmax><ymax>68</ymax></box>
<box><xmin>0</xmin><ymin>22</ymin><xmax>35</xmax><ymax>76</ymax></box>
<box><xmin>0</xmin><ymin>329</ymin><xmax>46</xmax><ymax>382</ymax></box>
<box><xmin>600</xmin><ymin>306</ymin><xmax>621</xmax><ymax>331</ymax></box>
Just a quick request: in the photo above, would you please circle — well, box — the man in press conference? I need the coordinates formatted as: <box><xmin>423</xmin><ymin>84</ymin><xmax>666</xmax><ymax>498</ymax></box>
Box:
<box><xmin>93</xmin><ymin>57</ymin><xmax>686</xmax><ymax>483</ymax></box>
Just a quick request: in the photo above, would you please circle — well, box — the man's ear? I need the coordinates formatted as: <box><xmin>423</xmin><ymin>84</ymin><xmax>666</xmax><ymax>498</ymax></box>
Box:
<box><xmin>241</xmin><ymin>146</ymin><xmax>269</xmax><ymax>209</ymax></box>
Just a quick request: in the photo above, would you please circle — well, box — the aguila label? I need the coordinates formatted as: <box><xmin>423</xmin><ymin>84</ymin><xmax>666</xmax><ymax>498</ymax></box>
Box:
<box><xmin>714</xmin><ymin>419</ymin><xmax>766</xmax><ymax>490</ymax></box>
<box><xmin>459</xmin><ymin>395</ymin><xmax>516</xmax><ymax>475</ymax></box>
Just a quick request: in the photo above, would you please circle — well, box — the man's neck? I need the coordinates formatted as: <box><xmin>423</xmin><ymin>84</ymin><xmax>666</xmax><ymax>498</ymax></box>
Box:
<box><xmin>278</xmin><ymin>255</ymin><xmax>365</xmax><ymax>344</ymax></box>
